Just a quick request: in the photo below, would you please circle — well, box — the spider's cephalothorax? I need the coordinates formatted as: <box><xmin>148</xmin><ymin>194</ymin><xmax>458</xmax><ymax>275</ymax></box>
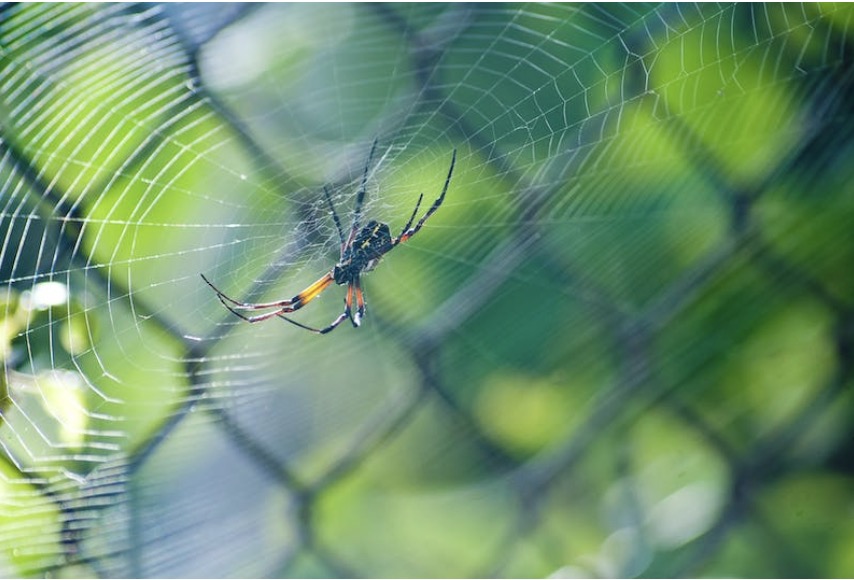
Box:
<box><xmin>333</xmin><ymin>220</ymin><xmax>393</xmax><ymax>284</ymax></box>
<box><xmin>201</xmin><ymin>140</ymin><xmax>457</xmax><ymax>334</ymax></box>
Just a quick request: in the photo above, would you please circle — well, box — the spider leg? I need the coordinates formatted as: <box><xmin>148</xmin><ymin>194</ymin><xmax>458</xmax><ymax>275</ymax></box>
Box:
<box><xmin>202</xmin><ymin>272</ymin><xmax>335</xmax><ymax>323</ymax></box>
<box><xmin>290</xmin><ymin>272</ymin><xmax>336</xmax><ymax>307</ymax></box>
<box><xmin>397</xmin><ymin>193</ymin><xmax>423</xmax><ymax>240</ymax></box>
<box><xmin>277</xmin><ymin>312</ymin><xmax>347</xmax><ymax>333</ymax></box>
<box><xmin>221</xmin><ymin>303</ymin><xmax>298</xmax><ymax>324</ymax></box>
<box><xmin>395</xmin><ymin>148</ymin><xmax>456</xmax><ymax>245</ymax></box>
<box><xmin>323</xmin><ymin>186</ymin><xmax>346</xmax><ymax>253</ymax></box>
<box><xmin>351</xmin><ymin>137</ymin><xmax>378</xmax><ymax>236</ymax></box>
<box><xmin>202</xmin><ymin>274</ymin><xmax>295</xmax><ymax>310</ymax></box>
<box><xmin>277</xmin><ymin>280</ymin><xmax>354</xmax><ymax>334</ymax></box>
<box><xmin>352</xmin><ymin>276</ymin><xmax>366</xmax><ymax>327</ymax></box>
<box><xmin>203</xmin><ymin>274</ymin><xmax>274</xmax><ymax>310</ymax></box>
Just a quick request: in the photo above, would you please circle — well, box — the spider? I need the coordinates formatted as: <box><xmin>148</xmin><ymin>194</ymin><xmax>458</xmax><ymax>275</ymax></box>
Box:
<box><xmin>201</xmin><ymin>141</ymin><xmax>457</xmax><ymax>334</ymax></box>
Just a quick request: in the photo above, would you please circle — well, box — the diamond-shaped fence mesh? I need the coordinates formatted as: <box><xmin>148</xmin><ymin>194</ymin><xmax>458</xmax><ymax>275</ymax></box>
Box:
<box><xmin>1</xmin><ymin>3</ymin><xmax>853</xmax><ymax>578</ymax></box>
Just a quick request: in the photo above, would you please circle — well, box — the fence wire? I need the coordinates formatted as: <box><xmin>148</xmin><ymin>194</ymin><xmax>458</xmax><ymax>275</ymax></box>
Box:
<box><xmin>1</xmin><ymin>3</ymin><xmax>853</xmax><ymax>578</ymax></box>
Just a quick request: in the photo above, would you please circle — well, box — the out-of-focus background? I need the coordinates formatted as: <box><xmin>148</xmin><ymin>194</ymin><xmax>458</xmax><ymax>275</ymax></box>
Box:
<box><xmin>1</xmin><ymin>3</ymin><xmax>853</xmax><ymax>577</ymax></box>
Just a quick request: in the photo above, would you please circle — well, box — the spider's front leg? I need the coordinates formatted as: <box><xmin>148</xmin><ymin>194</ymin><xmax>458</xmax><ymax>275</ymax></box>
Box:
<box><xmin>202</xmin><ymin>272</ymin><xmax>335</xmax><ymax>324</ymax></box>
<box><xmin>277</xmin><ymin>280</ymin><xmax>356</xmax><ymax>334</ymax></box>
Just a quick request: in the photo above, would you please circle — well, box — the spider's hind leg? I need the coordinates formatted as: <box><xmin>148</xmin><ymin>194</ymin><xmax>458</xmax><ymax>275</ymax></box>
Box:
<box><xmin>352</xmin><ymin>138</ymin><xmax>379</xmax><ymax>233</ymax></box>
<box><xmin>323</xmin><ymin>186</ymin><xmax>347</xmax><ymax>249</ymax></box>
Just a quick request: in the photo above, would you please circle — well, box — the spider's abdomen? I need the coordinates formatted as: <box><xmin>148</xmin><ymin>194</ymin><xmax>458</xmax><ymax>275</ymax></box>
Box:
<box><xmin>333</xmin><ymin>220</ymin><xmax>393</xmax><ymax>284</ymax></box>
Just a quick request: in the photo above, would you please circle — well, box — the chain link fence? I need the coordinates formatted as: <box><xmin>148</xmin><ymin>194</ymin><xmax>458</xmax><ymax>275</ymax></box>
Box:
<box><xmin>1</xmin><ymin>3</ymin><xmax>853</xmax><ymax>577</ymax></box>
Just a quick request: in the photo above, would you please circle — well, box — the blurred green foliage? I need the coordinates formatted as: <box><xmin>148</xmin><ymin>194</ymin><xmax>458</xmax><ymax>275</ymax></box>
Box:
<box><xmin>1</xmin><ymin>2</ymin><xmax>853</xmax><ymax>578</ymax></box>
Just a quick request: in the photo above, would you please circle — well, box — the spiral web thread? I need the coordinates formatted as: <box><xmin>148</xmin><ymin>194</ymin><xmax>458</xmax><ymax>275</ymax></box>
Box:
<box><xmin>1</xmin><ymin>3</ymin><xmax>853</xmax><ymax>577</ymax></box>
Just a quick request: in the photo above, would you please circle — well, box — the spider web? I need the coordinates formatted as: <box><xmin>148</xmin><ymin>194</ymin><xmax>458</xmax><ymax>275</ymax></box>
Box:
<box><xmin>2</xmin><ymin>3</ymin><xmax>854</xmax><ymax>577</ymax></box>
